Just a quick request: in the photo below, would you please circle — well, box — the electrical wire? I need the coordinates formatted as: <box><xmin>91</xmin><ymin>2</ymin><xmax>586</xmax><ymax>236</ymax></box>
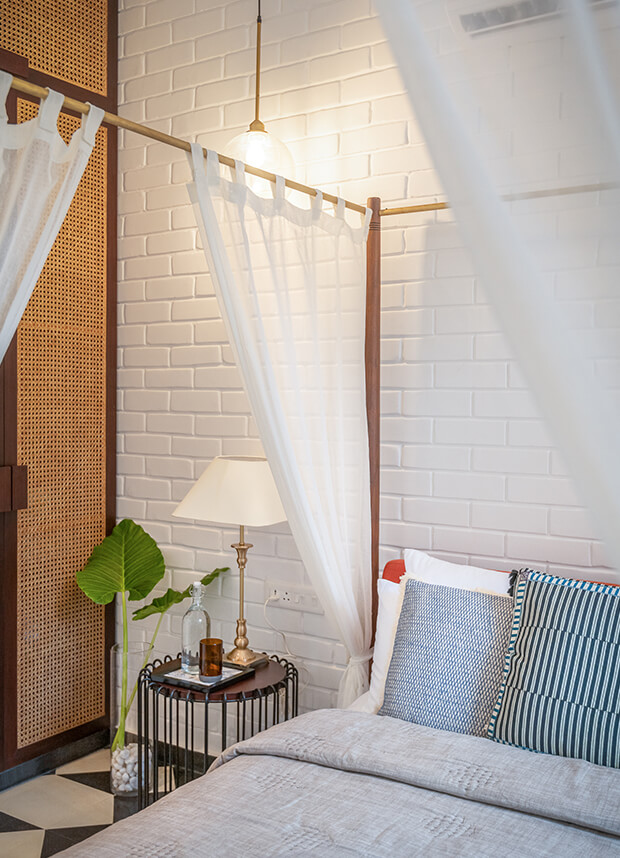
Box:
<box><xmin>263</xmin><ymin>595</ymin><xmax>311</xmax><ymax>694</ymax></box>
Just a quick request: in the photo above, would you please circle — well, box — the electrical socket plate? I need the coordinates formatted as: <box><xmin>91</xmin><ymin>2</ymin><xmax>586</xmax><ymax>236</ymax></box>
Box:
<box><xmin>265</xmin><ymin>580</ymin><xmax>323</xmax><ymax>613</ymax></box>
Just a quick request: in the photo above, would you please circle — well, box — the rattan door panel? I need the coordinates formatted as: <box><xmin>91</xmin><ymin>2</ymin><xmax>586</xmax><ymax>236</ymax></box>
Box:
<box><xmin>0</xmin><ymin>0</ymin><xmax>108</xmax><ymax>96</ymax></box>
<box><xmin>0</xmin><ymin>0</ymin><xmax>116</xmax><ymax>774</ymax></box>
<box><xmin>15</xmin><ymin>105</ymin><xmax>108</xmax><ymax>748</ymax></box>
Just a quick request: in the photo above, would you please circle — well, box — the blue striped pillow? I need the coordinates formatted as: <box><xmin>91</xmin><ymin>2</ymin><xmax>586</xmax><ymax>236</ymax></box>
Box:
<box><xmin>379</xmin><ymin>579</ymin><xmax>514</xmax><ymax>736</ymax></box>
<box><xmin>488</xmin><ymin>571</ymin><xmax>620</xmax><ymax>768</ymax></box>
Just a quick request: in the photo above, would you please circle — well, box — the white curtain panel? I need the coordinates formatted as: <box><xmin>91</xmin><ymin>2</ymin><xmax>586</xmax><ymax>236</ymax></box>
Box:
<box><xmin>188</xmin><ymin>145</ymin><xmax>373</xmax><ymax>706</ymax></box>
<box><xmin>0</xmin><ymin>71</ymin><xmax>103</xmax><ymax>363</ymax></box>
<box><xmin>377</xmin><ymin>0</ymin><xmax>620</xmax><ymax>581</ymax></box>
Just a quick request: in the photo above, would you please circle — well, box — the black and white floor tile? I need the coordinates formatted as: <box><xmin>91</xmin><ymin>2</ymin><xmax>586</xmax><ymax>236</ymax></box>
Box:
<box><xmin>0</xmin><ymin>748</ymin><xmax>140</xmax><ymax>857</ymax></box>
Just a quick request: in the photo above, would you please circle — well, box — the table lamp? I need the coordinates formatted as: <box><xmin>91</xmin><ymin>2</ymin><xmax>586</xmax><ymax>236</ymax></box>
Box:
<box><xmin>172</xmin><ymin>456</ymin><xmax>286</xmax><ymax>666</ymax></box>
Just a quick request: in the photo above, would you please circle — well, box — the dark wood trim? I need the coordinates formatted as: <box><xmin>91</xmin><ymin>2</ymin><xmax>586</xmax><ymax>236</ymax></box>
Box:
<box><xmin>0</xmin><ymin>49</ymin><xmax>26</xmax><ymax>774</ymax></box>
<box><xmin>107</xmin><ymin>0</ymin><xmax>118</xmax><ymax>109</ymax></box>
<box><xmin>11</xmin><ymin>465</ymin><xmax>28</xmax><ymax>510</ymax></box>
<box><xmin>0</xmin><ymin>48</ymin><xmax>29</xmax><ymax>79</ymax></box>
<box><xmin>106</xmin><ymin>0</ymin><xmax>118</xmax><ymax>541</ymax></box>
<box><xmin>0</xmin><ymin>729</ymin><xmax>108</xmax><ymax>791</ymax></box>
<box><xmin>366</xmin><ymin>198</ymin><xmax>381</xmax><ymax>653</ymax></box>
<box><xmin>104</xmin><ymin>0</ymin><xmax>118</xmax><ymax>732</ymax></box>
<box><xmin>0</xmin><ymin>466</ymin><xmax>27</xmax><ymax>511</ymax></box>
<box><xmin>0</xmin><ymin>467</ymin><xmax>11</xmax><ymax>511</ymax></box>
<box><xmin>0</xmin><ymin>341</ymin><xmax>18</xmax><ymax>773</ymax></box>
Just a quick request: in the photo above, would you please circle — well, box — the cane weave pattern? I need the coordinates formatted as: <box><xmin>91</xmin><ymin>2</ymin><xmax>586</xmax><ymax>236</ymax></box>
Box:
<box><xmin>0</xmin><ymin>0</ymin><xmax>108</xmax><ymax>95</ymax></box>
<box><xmin>16</xmin><ymin>101</ymin><xmax>107</xmax><ymax>748</ymax></box>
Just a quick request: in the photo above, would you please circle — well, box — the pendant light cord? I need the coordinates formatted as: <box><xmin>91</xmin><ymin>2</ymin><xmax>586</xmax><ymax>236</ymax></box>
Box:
<box><xmin>250</xmin><ymin>0</ymin><xmax>265</xmax><ymax>131</ymax></box>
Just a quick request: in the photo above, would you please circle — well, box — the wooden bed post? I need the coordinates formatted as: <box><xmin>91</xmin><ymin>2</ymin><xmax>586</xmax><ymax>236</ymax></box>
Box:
<box><xmin>366</xmin><ymin>197</ymin><xmax>381</xmax><ymax>656</ymax></box>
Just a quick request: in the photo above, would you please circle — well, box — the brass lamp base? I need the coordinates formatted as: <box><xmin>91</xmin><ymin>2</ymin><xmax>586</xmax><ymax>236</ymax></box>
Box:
<box><xmin>227</xmin><ymin>539</ymin><xmax>269</xmax><ymax>668</ymax></box>
<box><xmin>226</xmin><ymin>645</ymin><xmax>269</xmax><ymax>667</ymax></box>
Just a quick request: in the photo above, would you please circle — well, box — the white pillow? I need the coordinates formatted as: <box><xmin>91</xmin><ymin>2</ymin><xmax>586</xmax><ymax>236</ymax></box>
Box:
<box><xmin>366</xmin><ymin>577</ymin><xmax>404</xmax><ymax>713</ymax></box>
<box><xmin>346</xmin><ymin>690</ymin><xmax>375</xmax><ymax>713</ymax></box>
<box><xmin>365</xmin><ymin>549</ymin><xmax>511</xmax><ymax>713</ymax></box>
<box><xmin>403</xmin><ymin>548</ymin><xmax>510</xmax><ymax>595</ymax></box>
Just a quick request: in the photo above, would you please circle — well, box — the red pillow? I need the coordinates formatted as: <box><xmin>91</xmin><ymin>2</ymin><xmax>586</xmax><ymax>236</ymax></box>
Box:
<box><xmin>382</xmin><ymin>559</ymin><xmax>405</xmax><ymax>584</ymax></box>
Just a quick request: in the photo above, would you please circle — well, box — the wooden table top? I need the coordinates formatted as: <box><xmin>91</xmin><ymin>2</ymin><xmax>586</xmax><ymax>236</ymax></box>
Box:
<box><xmin>148</xmin><ymin>658</ymin><xmax>288</xmax><ymax>702</ymax></box>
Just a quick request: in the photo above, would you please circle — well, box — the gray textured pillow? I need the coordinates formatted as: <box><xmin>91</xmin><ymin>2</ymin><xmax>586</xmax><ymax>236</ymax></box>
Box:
<box><xmin>379</xmin><ymin>578</ymin><xmax>513</xmax><ymax>736</ymax></box>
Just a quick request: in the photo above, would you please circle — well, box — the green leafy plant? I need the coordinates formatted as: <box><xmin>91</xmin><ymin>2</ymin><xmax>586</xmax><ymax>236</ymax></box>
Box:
<box><xmin>77</xmin><ymin>519</ymin><xmax>227</xmax><ymax>752</ymax></box>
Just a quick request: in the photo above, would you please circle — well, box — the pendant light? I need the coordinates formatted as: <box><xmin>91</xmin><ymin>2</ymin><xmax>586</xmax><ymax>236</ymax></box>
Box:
<box><xmin>226</xmin><ymin>0</ymin><xmax>294</xmax><ymax>180</ymax></box>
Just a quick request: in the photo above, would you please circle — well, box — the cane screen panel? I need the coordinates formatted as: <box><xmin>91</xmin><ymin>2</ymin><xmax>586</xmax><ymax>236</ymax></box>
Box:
<box><xmin>0</xmin><ymin>0</ymin><xmax>108</xmax><ymax>96</ymax></box>
<box><xmin>16</xmin><ymin>101</ymin><xmax>107</xmax><ymax>749</ymax></box>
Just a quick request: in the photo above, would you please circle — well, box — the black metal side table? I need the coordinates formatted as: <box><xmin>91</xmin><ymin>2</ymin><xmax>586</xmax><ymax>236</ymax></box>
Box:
<box><xmin>137</xmin><ymin>654</ymin><xmax>298</xmax><ymax>809</ymax></box>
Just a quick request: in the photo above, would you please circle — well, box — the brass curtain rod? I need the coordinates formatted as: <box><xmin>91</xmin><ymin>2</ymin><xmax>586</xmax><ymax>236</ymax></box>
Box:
<box><xmin>8</xmin><ymin>75</ymin><xmax>368</xmax><ymax>216</ymax></box>
<box><xmin>10</xmin><ymin>76</ymin><xmax>617</xmax><ymax>221</ymax></box>
<box><xmin>380</xmin><ymin>180</ymin><xmax>620</xmax><ymax>216</ymax></box>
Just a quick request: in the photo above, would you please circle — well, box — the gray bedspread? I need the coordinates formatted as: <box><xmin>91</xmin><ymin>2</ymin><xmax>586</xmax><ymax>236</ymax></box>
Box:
<box><xmin>62</xmin><ymin>709</ymin><xmax>620</xmax><ymax>857</ymax></box>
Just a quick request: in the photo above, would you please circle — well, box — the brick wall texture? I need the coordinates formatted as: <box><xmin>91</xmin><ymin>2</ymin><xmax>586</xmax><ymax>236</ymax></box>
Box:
<box><xmin>117</xmin><ymin>0</ymin><xmax>617</xmax><ymax>714</ymax></box>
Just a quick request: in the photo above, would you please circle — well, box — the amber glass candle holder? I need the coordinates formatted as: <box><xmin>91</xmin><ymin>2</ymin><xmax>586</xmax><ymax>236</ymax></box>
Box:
<box><xmin>200</xmin><ymin>638</ymin><xmax>223</xmax><ymax>683</ymax></box>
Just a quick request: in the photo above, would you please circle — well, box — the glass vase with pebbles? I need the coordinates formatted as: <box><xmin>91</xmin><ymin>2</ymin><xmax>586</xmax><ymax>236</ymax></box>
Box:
<box><xmin>110</xmin><ymin>643</ymin><xmax>153</xmax><ymax>797</ymax></box>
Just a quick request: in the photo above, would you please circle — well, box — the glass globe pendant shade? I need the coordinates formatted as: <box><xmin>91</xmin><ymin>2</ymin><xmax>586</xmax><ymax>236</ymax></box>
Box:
<box><xmin>226</xmin><ymin>128</ymin><xmax>294</xmax><ymax>184</ymax></box>
<box><xmin>225</xmin><ymin>2</ymin><xmax>295</xmax><ymax>196</ymax></box>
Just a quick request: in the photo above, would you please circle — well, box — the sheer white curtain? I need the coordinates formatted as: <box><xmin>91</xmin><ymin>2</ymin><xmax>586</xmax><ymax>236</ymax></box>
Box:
<box><xmin>188</xmin><ymin>145</ymin><xmax>373</xmax><ymax>706</ymax></box>
<box><xmin>0</xmin><ymin>71</ymin><xmax>103</xmax><ymax>363</ymax></box>
<box><xmin>377</xmin><ymin>0</ymin><xmax>620</xmax><ymax>581</ymax></box>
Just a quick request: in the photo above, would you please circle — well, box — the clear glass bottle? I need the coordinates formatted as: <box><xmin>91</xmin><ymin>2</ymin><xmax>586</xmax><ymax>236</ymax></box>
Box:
<box><xmin>181</xmin><ymin>582</ymin><xmax>211</xmax><ymax>674</ymax></box>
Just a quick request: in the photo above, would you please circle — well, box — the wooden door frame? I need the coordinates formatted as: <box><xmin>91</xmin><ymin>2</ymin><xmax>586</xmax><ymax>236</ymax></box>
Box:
<box><xmin>0</xmin><ymin>4</ymin><xmax>117</xmax><ymax>774</ymax></box>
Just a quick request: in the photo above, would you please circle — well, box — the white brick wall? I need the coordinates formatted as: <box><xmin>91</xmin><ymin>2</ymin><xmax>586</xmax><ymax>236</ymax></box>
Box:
<box><xmin>117</xmin><ymin>0</ymin><xmax>618</xmax><ymax>713</ymax></box>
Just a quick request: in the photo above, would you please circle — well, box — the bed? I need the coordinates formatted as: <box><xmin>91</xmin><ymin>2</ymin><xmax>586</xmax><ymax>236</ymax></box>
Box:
<box><xmin>58</xmin><ymin>199</ymin><xmax>620</xmax><ymax>858</ymax></box>
<box><xmin>62</xmin><ymin>708</ymin><xmax>619</xmax><ymax>856</ymax></box>
<box><xmin>62</xmin><ymin>550</ymin><xmax>620</xmax><ymax>857</ymax></box>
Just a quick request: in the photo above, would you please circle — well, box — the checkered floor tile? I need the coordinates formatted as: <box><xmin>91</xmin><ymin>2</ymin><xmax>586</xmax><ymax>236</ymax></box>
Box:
<box><xmin>0</xmin><ymin>749</ymin><xmax>140</xmax><ymax>857</ymax></box>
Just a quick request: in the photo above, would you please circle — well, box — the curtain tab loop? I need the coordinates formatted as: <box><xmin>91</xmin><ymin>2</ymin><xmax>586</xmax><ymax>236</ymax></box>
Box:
<box><xmin>274</xmin><ymin>173</ymin><xmax>285</xmax><ymax>200</ymax></box>
<box><xmin>37</xmin><ymin>89</ymin><xmax>64</xmax><ymax>133</ymax></box>
<box><xmin>233</xmin><ymin>158</ymin><xmax>246</xmax><ymax>185</ymax></box>
<box><xmin>312</xmin><ymin>189</ymin><xmax>323</xmax><ymax>217</ymax></box>
<box><xmin>362</xmin><ymin>206</ymin><xmax>372</xmax><ymax>238</ymax></box>
<box><xmin>336</xmin><ymin>196</ymin><xmax>345</xmax><ymax>221</ymax></box>
<box><xmin>206</xmin><ymin>148</ymin><xmax>220</xmax><ymax>181</ymax></box>
<box><xmin>0</xmin><ymin>71</ymin><xmax>12</xmax><ymax>122</ymax></box>
<box><xmin>81</xmin><ymin>104</ymin><xmax>104</xmax><ymax>147</ymax></box>
<box><xmin>188</xmin><ymin>142</ymin><xmax>204</xmax><ymax>180</ymax></box>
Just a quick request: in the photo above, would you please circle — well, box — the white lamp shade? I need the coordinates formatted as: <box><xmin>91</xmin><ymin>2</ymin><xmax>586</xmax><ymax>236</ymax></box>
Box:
<box><xmin>172</xmin><ymin>456</ymin><xmax>286</xmax><ymax>528</ymax></box>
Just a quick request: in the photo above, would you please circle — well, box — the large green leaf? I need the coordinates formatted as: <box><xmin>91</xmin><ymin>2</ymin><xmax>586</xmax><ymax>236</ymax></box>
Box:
<box><xmin>76</xmin><ymin>519</ymin><xmax>165</xmax><ymax>605</ymax></box>
<box><xmin>131</xmin><ymin>567</ymin><xmax>228</xmax><ymax>621</ymax></box>
<box><xmin>198</xmin><ymin>567</ymin><xmax>229</xmax><ymax>589</ymax></box>
<box><xmin>131</xmin><ymin>587</ymin><xmax>187</xmax><ymax>620</ymax></box>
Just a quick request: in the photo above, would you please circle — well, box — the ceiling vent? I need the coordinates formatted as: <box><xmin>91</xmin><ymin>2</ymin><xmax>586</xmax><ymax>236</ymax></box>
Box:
<box><xmin>460</xmin><ymin>0</ymin><xmax>612</xmax><ymax>35</ymax></box>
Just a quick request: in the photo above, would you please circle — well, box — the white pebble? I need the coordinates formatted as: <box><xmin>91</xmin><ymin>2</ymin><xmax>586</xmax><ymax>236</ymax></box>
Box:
<box><xmin>110</xmin><ymin>743</ymin><xmax>146</xmax><ymax>794</ymax></box>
